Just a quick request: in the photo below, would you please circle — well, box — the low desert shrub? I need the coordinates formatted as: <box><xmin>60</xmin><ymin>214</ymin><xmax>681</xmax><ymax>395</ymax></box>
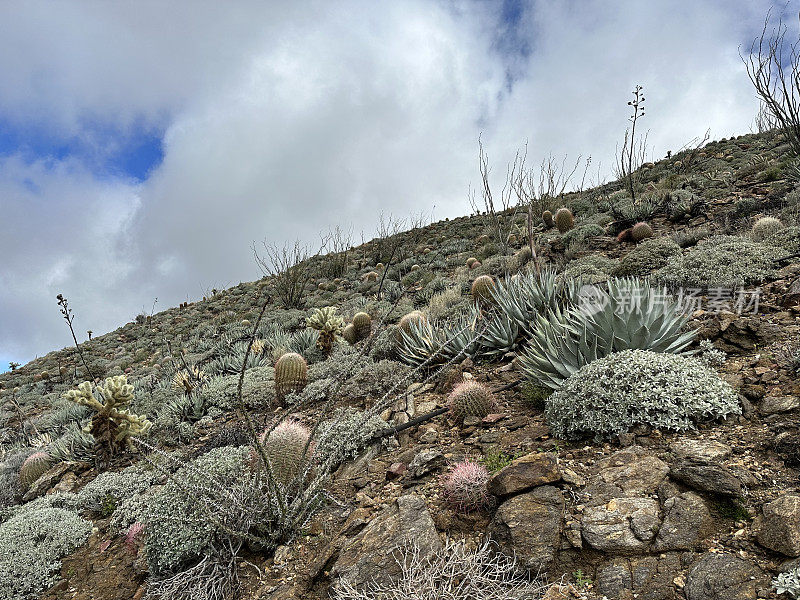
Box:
<box><xmin>654</xmin><ymin>235</ymin><xmax>780</xmax><ymax>289</ymax></box>
<box><xmin>612</xmin><ymin>237</ymin><xmax>681</xmax><ymax>277</ymax></box>
<box><xmin>0</xmin><ymin>506</ymin><xmax>92</xmax><ymax>600</ymax></box>
<box><xmin>545</xmin><ymin>349</ymin><xmax>740</xmax><ymax>440</ymax></box>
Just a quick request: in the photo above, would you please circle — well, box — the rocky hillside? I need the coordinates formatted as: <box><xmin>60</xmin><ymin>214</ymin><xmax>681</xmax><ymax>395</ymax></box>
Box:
<box><xmin>2</xmin><ymin>128</ymin><xmax>800</xmax><ymax>600</ymax></box>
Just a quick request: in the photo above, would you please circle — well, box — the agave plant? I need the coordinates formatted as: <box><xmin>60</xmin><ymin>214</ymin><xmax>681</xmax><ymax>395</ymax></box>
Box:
<box><xmin>489</xmin><ymin>267</ymin><xmax>583</xmax><ymax>338</ymax></box>
<box><xmin>397</xmin><ymin>310</ymin><xmax>482</xmax><ymax>366</ymax></box>
<box><xmin>518</xmin><ymin>277</ymin><xmax>696</xmax><ymax>389</ymax></box>
<box><xmin>478</xmin><ymin>312</ymin><xmax>519</xmax><ymax>359</ymax></box>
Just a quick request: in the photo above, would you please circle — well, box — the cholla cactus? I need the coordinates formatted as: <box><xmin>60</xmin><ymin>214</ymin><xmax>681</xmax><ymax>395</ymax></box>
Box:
<box><xmin>397</xmin><ymin>311</ymin><xmax>426</xmax><ymax>342</ymax></box>
<box><xmin>275</xmin><ymin>352</ymin><xmax>308</xmax><ymax>403</ymax></box>
<box><xmin>471</xmin><ymin>275</ymin><xmax>496</xmax><ymax>306</ymax></box>
<box><xmin>171</xmin><ymin>366</ymin><xmax>207</xmax><ymax>395</ymax></box>
<box><xmin>342</xmin><ymin>323</ymin><xmax>357</xmax><ymax>345</ymax></box>
<box><xmin>542</xmin><ymin>210</ymin><xmax>554</xmax><ymax>228</ymax></box>
<box><xmin>64</xmin><ymin>375</ymin><xmax>151</xmax><ymax>466</ymax></box>
<box><xmin>251</xmin><ymin>338</ymin><xmax>267</xmax><ymax>355</ymax></box>
<box><xmin>554</xmin><ymin>208</ymin><xmax>574</xmax><ymax>233</ymax></box>
<box><xmin>448</xmin><ymin>381</ymin><xmax>496</xmax><ymax>423</ymax></box>
<box><xmin>439</xmin><ymin>460</ymin><xmax>491</xmax><ymax>512</ymax></box>
<box><xmin>19</xmin><ymin>451</ymin><xmax>53</xmax><ymax>490</ymax></box>
<box><xmin>352</xmin><ymin>312</ymin><xmax>372</xmax><ymax>341</ymax></box>
<box><xmin>306</xmin><ymin>307</ymin><xmax>344</xmax><ymax>355</ymax></box>
<box><xmin>631</xmin><ymin>222</ymin><xmax>654</xmax><ymax>242</ymax></box>
<box><xmin>259</xmin><ymin>419</ymin><xmax>314</xmax><ymax>487</ymax></box>
<box><xmin>752</xmin><ymin>216</ymin><xmax>784</xmax><ymax>241</ymax></box>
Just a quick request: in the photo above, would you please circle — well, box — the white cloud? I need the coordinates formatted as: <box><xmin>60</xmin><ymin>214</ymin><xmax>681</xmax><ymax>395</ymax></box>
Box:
<box><xmin>0</xmin><ymin>0</ymin><xmax>780</xmax><ymax>365</ymax></box>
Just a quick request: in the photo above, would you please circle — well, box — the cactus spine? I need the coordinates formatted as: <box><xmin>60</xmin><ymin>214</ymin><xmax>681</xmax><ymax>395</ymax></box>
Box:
<box><xmin>447</xmin><ymin>381</ymin><xmax>496</xmax><ymax>423</ymax></box>
<box><xmin>352</xmin><ymin>312</ymin><xmax>372</xmax><ymax>341</ymax></box>
<box><xmin>554</xmin><ymin>208</ymin><xmax>574</xmax><ymax>233</ymax></box>
<box><xmin>275</xmin><ymin>352</ymin><xmax>308</xmax><ymax>403</ymax></box>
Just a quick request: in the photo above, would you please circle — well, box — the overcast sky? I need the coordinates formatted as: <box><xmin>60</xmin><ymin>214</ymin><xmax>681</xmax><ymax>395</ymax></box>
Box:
<box><xmin>0</xmin><ymin>0</ymin><xmax>783</xmax><ymax>370</ymax></box>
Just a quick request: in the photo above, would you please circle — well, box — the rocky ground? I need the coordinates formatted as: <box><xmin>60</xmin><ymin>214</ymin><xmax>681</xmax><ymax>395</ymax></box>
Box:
<box><xmin>3</xmin><ymin>129</ymin><xmax>800</xmax><ymax>600</ymax></box>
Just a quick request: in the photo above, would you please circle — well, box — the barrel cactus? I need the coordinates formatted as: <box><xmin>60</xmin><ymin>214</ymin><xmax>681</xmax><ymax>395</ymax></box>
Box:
<box><xmin>471</xmin><ymin>275</ymin><xmax>496</xmax><ymax>305</ymax></box>
<box><xmin>631</xmin><ymin>222</ymin><xmax>654</xmax><ymax>242</ymax></box>
<box><xmin>365</xmin><ymin>271</ymin><xmax>379</xmax><ymax>282</ymax></box>
<box><xmin>397</xmin><ymin>311</ymin><xmax>426</xmax><ymax>341</ymax></box>
<box><xmin>275</xmin><ymin>352</ymin><xmax>308</xmax><ymax>403</ymax></box>
<box><xmin>476</xmin><ymin>234</ymin><xmax>490</xmax><ymax>246</ymax></box>
<box><xmin>342</xmin><ymin>323</ymin><xmax>357</xmax><ymax>345</ymax></box>
<box><xmin>554</xmin><ymin>208</ymin><xmax>574</xmax><ymax>233</ymax></box>
<box><xmin>516</xmin><ymin>245</ymin><xmax>532</xmax><ymax>264</ymax></box>
<box><xmin>410</xmin><ymin>264</ymin><xmax>421</xmax><ymax>272</ymax></box>
<box><xmin>466</xmin><ymin>257</ymin><xmax>478</xmax><ymax>268</ymax></box>
<box><xmin>448</xmin><ymin>381</ymin><xmax>496</xmax><ymax>423</ymax></box>
<box><xmin>19</xmin><ymin>451</ymin><xmax>53</xmax><ymax>490</ymax></box>
<box><xmin>352</xmin><ymin>312</ymin><xmax>372</xmax><ymax>341</ymax></box>
<box><xmin>439</xmin><ymin>460</ymin><xmax>491</xmax><ymax>512</ymax></box>
<box><xmin>752</xmin><ymin>216</ymin><xmax>784</xmax><ymax>241</ymax></box>
<box><xmin>617</xmin><ymin>228</ymin><xmax>634</xmax><ymax>244</ymax></box>
<box><xmin>542</xmin><ymin>210</ymin><xmax>554</xmax><ymax>228</ymax></box>
<box><xmin>259</xmin><ymin>419</ymin><xmax>313</xmax><ymax>487</ymax></box>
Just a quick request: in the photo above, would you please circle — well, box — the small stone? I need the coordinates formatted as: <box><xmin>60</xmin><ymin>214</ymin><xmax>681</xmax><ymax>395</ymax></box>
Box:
<box><xmin>407</xmin><ymin>449</ymin><xmax>445</xmax><ymax>478</ymax></box>
<box><xmin>756</xmin><ymin>495</ymin><xmax>800</xmax><ymax>556</ymax></box>
<box><xmin>487</xmin><ymin>452</ymin><xmax>561</xmax><ymax>497</ymax></box>
<box><xmin>760</xmin><ymin>396</ymin><xmax>800</xmax><ymax>415</ymax></box>
<box><xmin>385</xmin><ymin>462</ymin><xmax>407</xmax><ymax>481</ymax></box>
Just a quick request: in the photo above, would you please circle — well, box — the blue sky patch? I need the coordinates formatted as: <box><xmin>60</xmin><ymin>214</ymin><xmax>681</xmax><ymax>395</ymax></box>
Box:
<box><xmin>0</xmin><ymin>116</ymin><xmax>164</xmax><ymax>182</ymax></box>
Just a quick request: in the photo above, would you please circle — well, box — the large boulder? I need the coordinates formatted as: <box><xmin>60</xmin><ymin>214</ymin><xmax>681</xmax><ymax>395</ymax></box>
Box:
<box><xmin>654</xmin><ymin>492</ymin><xmax>714</xmax><ymax>551</ymax></box>
<box><xmin>488</xmin><ymin>485</ymin><xmax>564</xmax><ymax>572</ymax></box>
<box><xmin>684</xmin><ymin>553</ymin><xmax>763</xmax><ymax>600</ymax></box>
<box><xmin>582</xmin><ymin>498</ymin><xmax>661</xmax><ymax>554</ymax></box>
<box><xmin>595</xmin><ymin>554</ymin><xmax>681</xmax><ymax>600</ymax></box>
<box><xmin>756</xmin><ymin>495</ymin><xmax>800</xmax><ymax>556</ymax></box>
<box><xmin>330</xmin><ymin>494</ymin><xmax>441</xmax><ymax>589</ymax></box>
<box><xmin>586</xmin><ymin>447</ymin><xmax>669</xmax><ymax>503</ymax></box>
<box><xmin>486</xmin><ymin>452</ymin><xmax>560</xmax><ymax>497</ymax></box>
<box><xmin>670</xmin><ymin>461</ymin><xmax>742</xmax><ymax>497</ymax></box>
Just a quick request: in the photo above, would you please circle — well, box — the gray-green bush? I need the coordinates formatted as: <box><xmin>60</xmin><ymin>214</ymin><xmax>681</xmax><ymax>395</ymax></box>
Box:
<box><xmin>545</xmin><ymin>349</ymin><xmax>739</xmax><ymax>440</ymax></box>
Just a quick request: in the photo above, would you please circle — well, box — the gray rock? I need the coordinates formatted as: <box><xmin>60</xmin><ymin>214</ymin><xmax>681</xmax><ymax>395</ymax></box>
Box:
<box><xmin>486</xmin><ymin>452</ymin><xmax>560</xmax><ymax>497</ymax></box>
<box><xmin>684</xmin><ymin>553</ymin><xmax>763</xmax><ymax>600</ymax></box>
<box><xmin>589</xmin><ymin>446</ymin><xmax>669</xmax><ymax>502</ymax></box>
<box><xmin>760</xmin><ymin>396</ymin><xmax>800</xmax><ymax>415</ymax></box>
<box><xmin>488</xmin><ymin>485</ymin><xmax>564</xmax><ymax>572</ymax></box>
<box><xmin>407</xmin><ymin>449</ymin><xmax>445</xmax><ymax>478</ymax></box>
<box><xmin>670</xmin><ymin>439</ymin><xmax>732</xmax><ymax>462</ymax></box>
<box><xmin>654</xmin><ymin>492</ymin><xmax>714</xmax><ymax>551</ymax></box>
<box><xmin>670</xmin><ymin>460</ymin><xmax>742</xmax><ymax>496</ymax></box>
<box><xmin>756</xmin><ymin>495</ymin><xmax>800</xmax><ymax>556</ymax></box>
<box><xmin>596</xmin><ymin>554</ymin><xmax>680</xmax><ymax>600</ymax></box>
<box><xmin>582</xmin><ymin>497</ymin><xmax>661</xmax><ymax>553</ymax></box>
<box><xmin>331</xmin><ymin>494</ymin><xmax>441</xmax><ymax>589</ymax></box>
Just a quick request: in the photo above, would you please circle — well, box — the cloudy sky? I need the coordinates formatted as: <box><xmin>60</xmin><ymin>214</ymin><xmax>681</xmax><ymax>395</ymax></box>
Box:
<box><xmin>0</xmin><ymin>0</ymin><xmax>783</xmax><ymax>369</ymax></box>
